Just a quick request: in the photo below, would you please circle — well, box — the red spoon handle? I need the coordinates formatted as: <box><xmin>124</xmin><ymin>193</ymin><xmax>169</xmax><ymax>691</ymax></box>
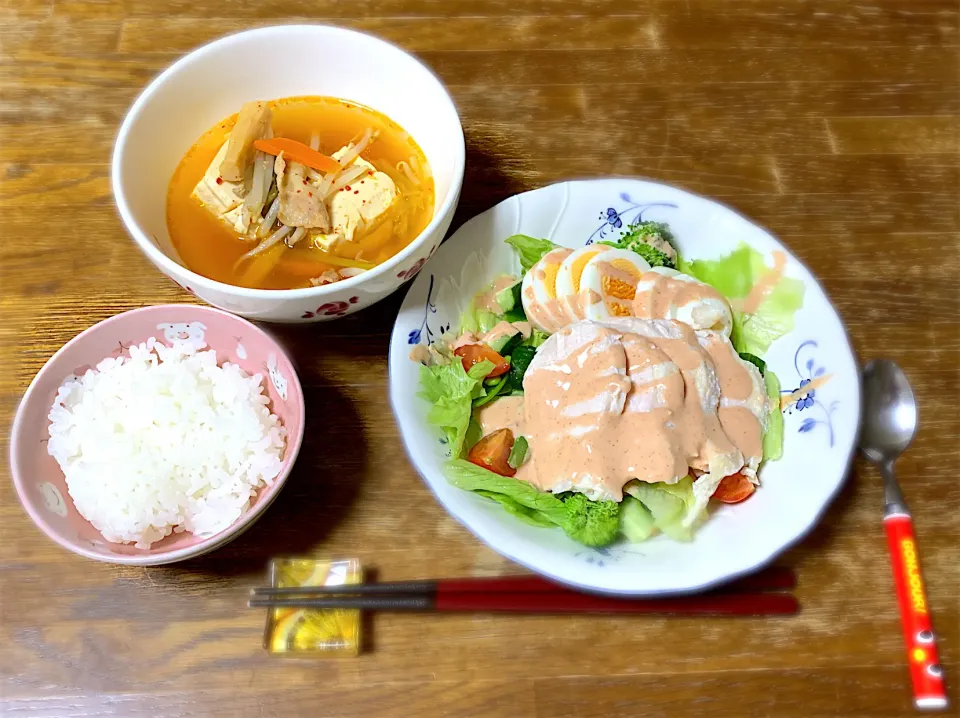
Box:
<box><xmin>884</xmin><ymin>513</ymin><xmax>948</xmax><ymax>710</ymax></box>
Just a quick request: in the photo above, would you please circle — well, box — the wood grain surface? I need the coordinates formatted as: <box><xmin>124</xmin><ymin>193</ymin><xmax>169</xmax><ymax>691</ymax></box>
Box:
<box><xmin>1</xmin><ymin>1</ymin><xmax>958</xmax><ymax>716</ymax></box>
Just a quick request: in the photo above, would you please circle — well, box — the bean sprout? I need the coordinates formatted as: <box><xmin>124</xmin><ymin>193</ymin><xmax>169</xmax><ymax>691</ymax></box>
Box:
<box><xmin>233</xmin><ymin>225</ymin><xmax>292</xmax><ymax>269</ymax></box>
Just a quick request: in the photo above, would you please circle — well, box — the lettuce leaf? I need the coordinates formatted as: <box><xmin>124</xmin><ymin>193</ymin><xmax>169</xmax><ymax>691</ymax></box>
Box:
<box><xmin>419</xmin><ymin>360</ymin><xmax>494</xmax><ymax>457</ymax></box>
<box><xmin>685</xmin><ymin>244</ymin><xmax>755</xmax><ymax>298</ymax></box>
<box><xmin>475</xmin><ymin>490</ymin><xmax>556</xmax><ymax>527</ymax></box>
<box><xmin>624</xmin><ymin>476</ymin><xmax>698</xmax><ymax>541</ymax></box>
<box><xmin>763</xmin><ymin>369</ymin><xmax>784</xmax><ymax>462</ymax></box>
<box><xmin>736</xmin><ymin>286</ymin><xmax>805</xmax><ymax>358</ymax></box>
<box><xmin>505</xmin><ymin>234</ymin><xmax>558</xmax><ymax>274</ymax></box>
<box><xmin>443</xmin><ymin>459</ymin><xmax>570</xmax><ymax>527</ymax></box>
<box><xmin>446</xmin><ymin>462</ymin><xmax>705</xmax><ymax>546</ymax></box>
<box><xmin>683</xmin><ymin>243</ymin><xmax>804</xmax><ymax>356</ymax></box>
<box><xmin>459</xmin><ymin>305</ymin><xmax>500</xmax><ymax>335</ymax></box>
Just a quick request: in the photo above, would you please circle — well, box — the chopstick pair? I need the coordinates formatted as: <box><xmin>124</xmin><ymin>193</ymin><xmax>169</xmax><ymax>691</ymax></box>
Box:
<box><xmin>249</xmin><ymin>565</ymin><xmax>798</xmax><ymax>615</ymax></box>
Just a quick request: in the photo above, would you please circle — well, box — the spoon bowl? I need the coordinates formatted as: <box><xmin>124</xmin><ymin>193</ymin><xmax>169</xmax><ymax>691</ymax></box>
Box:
<box><xmin>860</xmin><ymin>359</ymin><xmax>918</xmax><ymax>464</ymax></box>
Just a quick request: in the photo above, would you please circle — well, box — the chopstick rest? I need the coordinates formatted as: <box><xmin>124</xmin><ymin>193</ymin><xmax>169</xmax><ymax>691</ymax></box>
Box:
<box><xmin>262</xmin><ymin>558</ymin><xmax>362</xmax><ymax>656</ymax></box>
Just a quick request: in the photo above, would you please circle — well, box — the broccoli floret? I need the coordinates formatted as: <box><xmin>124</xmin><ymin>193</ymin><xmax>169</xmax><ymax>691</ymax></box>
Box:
<box><xmin>561</xmin><ymin>493</ymin><xmax>621</xmax><ymax>547</ymax></box>
<box><xmin>602</xmin><ymin>220</ymin><xmax>678</xmax><ymax>269</ymax></box>
<box><xmin>627</xmin><ymin>241</ymin><xmax>674</xmax><ymax>269</ymax></box>
<box><xmin>626</xmin><ymin>220</ymin><xmax>673</xmax><ymax>242</ymax></box>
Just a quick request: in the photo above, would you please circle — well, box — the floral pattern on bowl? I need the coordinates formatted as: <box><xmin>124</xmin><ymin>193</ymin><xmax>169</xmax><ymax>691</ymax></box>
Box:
<box><xmin>301</xmin><ymin>296</ymin><xmax>360</xmax><ymax>319</ymax></box>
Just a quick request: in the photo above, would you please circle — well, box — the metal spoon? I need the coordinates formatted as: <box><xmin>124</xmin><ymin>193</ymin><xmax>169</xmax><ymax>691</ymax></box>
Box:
<box><xmin>860</xmin><ymin>359</ymin><xmax>947</xmax><ymax>711</ymax></box>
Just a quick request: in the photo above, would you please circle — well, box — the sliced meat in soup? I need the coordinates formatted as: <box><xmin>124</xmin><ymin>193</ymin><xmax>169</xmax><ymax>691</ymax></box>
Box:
<box><xmin>274</xmin><ymin>153</ymin><xmax>332</xmax><ymax>230</ymax></box>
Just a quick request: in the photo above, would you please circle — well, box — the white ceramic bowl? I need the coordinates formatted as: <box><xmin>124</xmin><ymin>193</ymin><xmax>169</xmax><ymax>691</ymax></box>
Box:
<box><xmin>113</xmin><ymin>25</ymin><xmax>464</xmax><ymax>323</ymax></box>
<box><xmin>390</xmin><ymin>179</ymin><xmax>860</xmax><ymax>595</ymax></box>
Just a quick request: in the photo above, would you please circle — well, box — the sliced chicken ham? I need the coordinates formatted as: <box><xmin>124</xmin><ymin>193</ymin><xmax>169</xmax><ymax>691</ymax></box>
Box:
<box><xmin>476</xmin><ymin>318</ymin><xmax>757</xmax><ymax>525</ymax></box>
<box><xmin>219</xmin><ymin>101</ymin><xmax>272</xmax><ymax>183</ymax></box>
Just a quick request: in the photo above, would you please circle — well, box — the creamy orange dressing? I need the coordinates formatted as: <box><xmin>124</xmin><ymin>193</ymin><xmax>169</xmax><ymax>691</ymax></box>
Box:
<box><xmin>559</xmin><ymin>246</ymin><xmax>610</xmax><ymax>319</ymax></box>
<box><xmin>521</xmin><ymin>248</ymin><xmax>573</xmax><ymax>332</ymax></box>
<box><xmin>717</xmin><ymin>406</ymin><xmax>762</xmax><ymax>465</ymax></box>
<box><xmin>448</xmin><ymin>321</ymin><xmax>531</xmax><ymax>355</ymax></box>
<box><xmin>698</xmin><ymin>332</ymin><xmax>764</xmax><ymax>462</ymax></box>
<box><xmin>566</xmin><ymin>288</ymin><xmax>602</xmax><ymax>320</ymax></box>
<box><xmin>512</xmin><ymin>321</ymin><xmax>533</xmax><ymax>339</ymax></box>
<box><xmin>478</xmin><ymin>394</ymin><xmax>525</xmax><ymax>435</ymax></box>
<box><xmin>480</xmin><ymin>323</ymin><xmax>513</xmax><ymax>347</ymax></box>
<box><xmin>631</xmin><ymin>269</ymin><xmax>734</xmax><ymax>335</ymax></box>
<box><xmin>476</xmin><ymin>396</ymin><xmax>539</xmax><ymax>485</ymax></box>
<box><xmin>451</xmin><ymin>332</ymin><xmax>478</xmax><ymax>351</ymax></box>
<box><xmin>741</xmin><ymin>250</ymin><xmax>787</xmax><ymax>314</ymax></box>
<box><xmin>409</xmin><ymin>344</ymin><xmax>431</xmax><ymax>363</ymax></box>
<box><xmin>476</xmin><ymin>275</ymin><xmax>519</xmax><ymax>314</ymax></box>
<box><xmin>522</xmin><ymin>286</ymin><xmax>567</xmax><ymax>333</ymax></box>
<box><xmin>480</xmin><ymin>321</ymin><xmax>531</xmax><ymax>346</ymax></box>
<box><xmin>481</xmin><ymin>319</ymin><xmax>745</xmax><ymax>502</ymax></box>
<box><xmin>627</xmin><ymin>322</ymin><xmax>739</xmax><ymax>476</ymax></box>
<box><xmin>700</xmin><ymin>335</ymin><xmax>753</xmax><ymax>402</ymax></box>
<box><xmin>634</xmin><ymin>271</ymin><xmax>725</xmax><ymax>320</ymax></box>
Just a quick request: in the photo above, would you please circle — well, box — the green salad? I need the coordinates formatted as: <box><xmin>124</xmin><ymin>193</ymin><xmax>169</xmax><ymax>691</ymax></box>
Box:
<box><xmin>416</xmin><ymin>221</ymin><xmax>804</xmax><ymax>548</ymax></box>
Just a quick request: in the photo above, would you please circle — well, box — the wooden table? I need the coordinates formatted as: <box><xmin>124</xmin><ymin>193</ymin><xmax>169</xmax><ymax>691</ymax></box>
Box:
<box><xmin>1</xmin><ymin>2</ymin><xmax>958</xmax><ymax>716</ymax></box>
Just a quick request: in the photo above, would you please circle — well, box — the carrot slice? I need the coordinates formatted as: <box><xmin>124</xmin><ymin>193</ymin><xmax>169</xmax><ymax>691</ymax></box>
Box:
<box><xmin>253</xmin><ymin>138</ymin><xmax>342</xmax><ymax>174</ymax></box>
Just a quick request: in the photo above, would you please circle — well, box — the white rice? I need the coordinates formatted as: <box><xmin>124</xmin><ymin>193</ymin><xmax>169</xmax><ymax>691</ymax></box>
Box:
<box><xmin>46</xmin><ymin>338</ymin><xmax>287</xmax><ymax>548</ymax></box>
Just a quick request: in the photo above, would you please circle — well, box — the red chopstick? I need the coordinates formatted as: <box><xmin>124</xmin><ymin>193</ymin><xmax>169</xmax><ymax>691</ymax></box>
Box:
<box><xmin>434</xmin><ymin>591</ymin><xmax>797</xmax><ymax>615</ymax></box>
<box><xmin>248</xmin><ymin>566</ymin><xmax>798</xmax><ymax>615</ymax></box>
<box><xmin>252</xmin><ymin>565</ymin><xmax>794</xmax><ymax>597</ymax></box>
<box><xmin>248</xmin><ymin>590</ymin><xmax>797</xmax><ymax>615</ymax></box>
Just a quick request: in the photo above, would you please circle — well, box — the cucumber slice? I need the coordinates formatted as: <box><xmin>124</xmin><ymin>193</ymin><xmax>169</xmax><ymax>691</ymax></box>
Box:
<box><xmin>620</xmin><ymin>496</ymin><xmax>656</xmax><ymax>542</ymax></box>
<box><xmin>487</xmin><ymin>328</ymin><xmax>522</xmax><ymax>354</ymax></box>
<box><xmin>495</xmin><ymin>281</ymin><xmax>522</xmax><ymax>312</ymax></box>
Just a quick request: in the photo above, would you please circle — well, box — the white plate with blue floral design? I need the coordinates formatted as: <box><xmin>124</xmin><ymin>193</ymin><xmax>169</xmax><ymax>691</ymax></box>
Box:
<box><xmin>388</xmin><ymin>179</ymin><xmax>860</xmax><ymax>595</ymax></box>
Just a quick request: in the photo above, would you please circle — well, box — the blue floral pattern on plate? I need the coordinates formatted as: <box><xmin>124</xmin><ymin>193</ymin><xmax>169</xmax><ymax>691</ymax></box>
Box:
<box><xmin>575</xmin><ymin>545</ymin><xmax>651</xmax><ymax>567</ymax></box>
<box><xmin>585</xmin><ymin>192</ymin><xmax>677</xmax><ymax>245</ymax></box>
<box><xmin>783</xmin><ymin>340</ymin><xmax>838</xmax><ymax>447</ymax></box>
<box><xmin>407</xmin><ymin>274</ymin><xmax>450</xmax><ymax>345</ymax></box>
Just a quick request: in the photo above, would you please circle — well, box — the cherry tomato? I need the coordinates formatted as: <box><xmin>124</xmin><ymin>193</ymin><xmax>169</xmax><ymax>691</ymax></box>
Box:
<box><xmin>711</xmin><ymin>471</ymin><xmax>756</xmax><ymax>503</ymax></box>
<box><xmin>454</xmin><ymin>343</ymin><xmax>510</xmax><ymax>377</ymax></box>
<box><xmin>468</xmin><ymin>428</ymin><xmax>516</xmax><ymax>477</ymax></box>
